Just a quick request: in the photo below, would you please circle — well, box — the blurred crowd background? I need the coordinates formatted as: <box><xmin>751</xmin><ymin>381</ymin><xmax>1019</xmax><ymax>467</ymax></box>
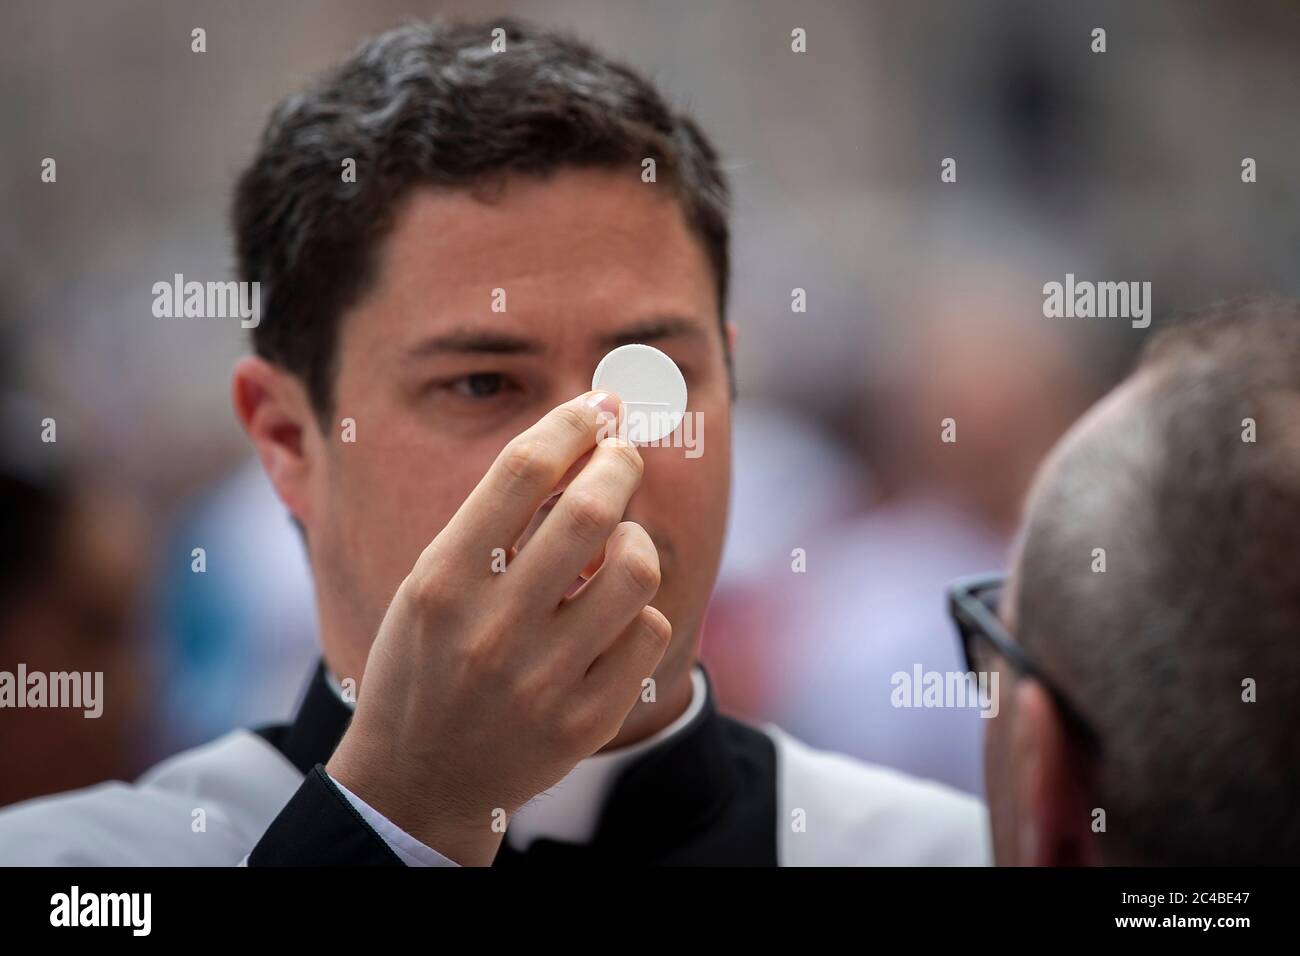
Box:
<box><xmin>2</xmin><ymin>0</ymin><xmax>1298</xmax><ymax>806</ymax></box>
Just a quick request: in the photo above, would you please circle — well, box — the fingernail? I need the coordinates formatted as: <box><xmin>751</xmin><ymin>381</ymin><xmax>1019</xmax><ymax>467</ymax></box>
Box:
<box><xmin>585</xmin><ymin>390</ymin><xmax>621</xmax><ymax>415</ymax></box>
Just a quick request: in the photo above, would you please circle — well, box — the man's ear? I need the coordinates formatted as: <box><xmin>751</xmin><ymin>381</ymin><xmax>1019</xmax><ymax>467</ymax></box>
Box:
<box><xmin>725</xmin><ymin>320</ymin><xmax>738</xmax><ymax>354</ymax></box>
<box><xmin>231</xmin><ymin>355</ymin><xmax>320</xmax><ymax>529</ymax></box>
<box><xmin>1011</xmin><ymin>680</ymin><xmax>1103</xmax><ymax>866</ymax></box>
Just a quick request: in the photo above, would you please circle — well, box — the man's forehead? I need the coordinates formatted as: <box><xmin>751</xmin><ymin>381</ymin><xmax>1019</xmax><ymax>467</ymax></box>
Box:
<box><xmin>384</xmin><ymin>170</ymin><xmax>696</xmax><ymax>265</ymax></box>
<box><xmin>351</xmin><ymin>171</ymin><xmax>719</xmax><ymax>348</ymax></box>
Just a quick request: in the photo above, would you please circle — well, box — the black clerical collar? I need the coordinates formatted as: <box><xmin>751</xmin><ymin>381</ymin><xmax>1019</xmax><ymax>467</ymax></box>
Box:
<box><xmin>256</xmin><ymin>660</ymin><xmax>778</xmax><ymax>865</ymax></box>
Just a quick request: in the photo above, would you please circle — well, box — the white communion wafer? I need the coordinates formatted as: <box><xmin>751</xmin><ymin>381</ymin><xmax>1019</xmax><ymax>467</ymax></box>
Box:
<box><xmin>590</xmin><ymin>344</ymin><xmax>688</xmax><ymax>444</ymax></box>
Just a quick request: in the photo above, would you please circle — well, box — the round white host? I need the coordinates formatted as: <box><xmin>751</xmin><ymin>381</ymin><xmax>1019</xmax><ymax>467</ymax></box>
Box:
<box><xmin>590</xmin><ymin>343</ymin><xmax>687</xmax><ymax>444</ymax></box>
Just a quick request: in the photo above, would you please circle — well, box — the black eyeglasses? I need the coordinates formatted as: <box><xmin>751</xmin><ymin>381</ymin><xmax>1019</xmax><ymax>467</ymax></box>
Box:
<box><xmin>946</xmin><ymin>573</ymin><xmax>1103</xmax><ymax>757</ymax></box>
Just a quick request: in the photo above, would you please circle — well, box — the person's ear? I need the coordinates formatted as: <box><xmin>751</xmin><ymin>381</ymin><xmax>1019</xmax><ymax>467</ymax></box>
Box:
<box><xmin>231</xmin><ymin>355</ymin><xmax>321</xmax><ymax>529</ymax></box>
<box><xmin>1011</xmin><ymin>680</ymin><xmax>1102</xmax><ymax>866</ymax></box>
<box><xmin>724</xmin><ymin>320</ymin><xmax>738</xmax><ymax>353</ymax></box>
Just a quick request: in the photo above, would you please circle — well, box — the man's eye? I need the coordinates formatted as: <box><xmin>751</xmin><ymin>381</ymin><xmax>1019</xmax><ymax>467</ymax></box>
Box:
<box><xmin>450</xmin><ymin>373</ymin><xmax>507</xmax><ymax>398</ymax></box>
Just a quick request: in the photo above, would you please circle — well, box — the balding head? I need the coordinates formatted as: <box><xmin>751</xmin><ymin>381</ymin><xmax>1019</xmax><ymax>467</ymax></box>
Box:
<box><xmin>1004</xmin><ymin>295</ymin><xmax>1300</xmax><ymax>865</ymax></box>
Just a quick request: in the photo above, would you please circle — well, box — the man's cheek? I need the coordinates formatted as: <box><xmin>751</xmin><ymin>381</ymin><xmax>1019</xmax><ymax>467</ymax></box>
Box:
<box><xmin>343</xmin><ymin>460</ymin><xmax>435</xmax><ymax>554</ymax></box>
<box><xmin>632</xmin><ymin>464</ymin><xmax>705</xmax><ymax>538</ymax></box>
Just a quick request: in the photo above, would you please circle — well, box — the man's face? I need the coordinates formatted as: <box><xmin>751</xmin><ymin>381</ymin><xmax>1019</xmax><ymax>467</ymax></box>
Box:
<box><xmin>306</xmin><ymin>167</ymin><xmax>733</xmax><ymax>686</ymax></box>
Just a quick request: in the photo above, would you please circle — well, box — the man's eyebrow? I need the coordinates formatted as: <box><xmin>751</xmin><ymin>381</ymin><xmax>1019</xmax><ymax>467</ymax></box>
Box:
<box><xmin>596</xmin><ymin>316</ymin><xmax>707</xmax><ymax>350</ymax></box>
<box><xmin>401</xmin><ymin>316</ymin><xmax>706</xmax><ymax>361</ymax></box>
<box><xmin>401</xmin><ymin>329</ymin><xmax>545</xmax><ymax>359</ymax></box>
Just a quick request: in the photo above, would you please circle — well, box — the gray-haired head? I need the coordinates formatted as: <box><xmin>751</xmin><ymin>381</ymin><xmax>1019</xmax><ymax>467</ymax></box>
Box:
<box><xmin>1012</xmin><ymin>294</ymin><xmax>1300</xmax><ymax>865</ymax></box>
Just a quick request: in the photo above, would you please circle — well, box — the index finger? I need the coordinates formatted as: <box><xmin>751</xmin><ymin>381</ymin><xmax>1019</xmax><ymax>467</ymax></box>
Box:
<box><xmin>429</xmin><ymin>390</ymin><xmax>623</xmax><ymax>573</ymax></box>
